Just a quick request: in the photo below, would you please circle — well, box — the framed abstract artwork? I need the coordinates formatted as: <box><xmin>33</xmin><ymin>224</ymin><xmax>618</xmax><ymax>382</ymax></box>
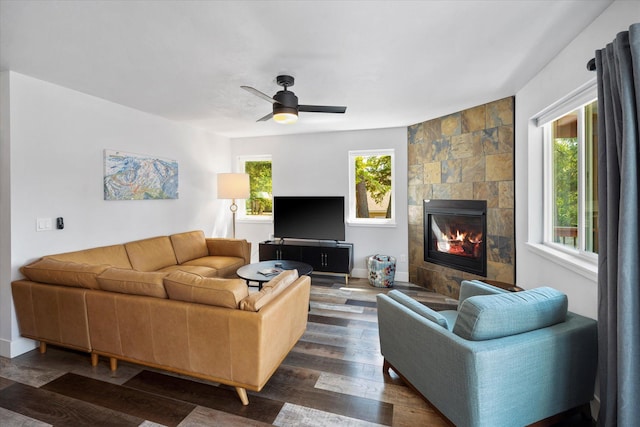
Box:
<box><xmin>103</xmin><ymin>149</ymin><xmax>179</xmax><ymax>200</ymax></box>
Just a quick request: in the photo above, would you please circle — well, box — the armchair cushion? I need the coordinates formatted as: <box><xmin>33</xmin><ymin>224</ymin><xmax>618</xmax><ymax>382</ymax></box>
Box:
<box><xmin>458</xmin><ymin>280</ymin><xmax>507</xmax><ymax>309</ymax></box>
<box><xmin>387</xmin><ymin>290</ymin><xmax>449</xmax><ymax>329</ymax></box>
<box><xmin>453</xmin><ymin>286</ymin><xmax>568</xmax><ymax>341</ymax></box>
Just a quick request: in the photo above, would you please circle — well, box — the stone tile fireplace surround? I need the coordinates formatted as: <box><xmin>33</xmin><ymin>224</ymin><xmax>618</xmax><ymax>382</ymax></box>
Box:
<box><xmin>408</xmin><ymin>97</ymin><xmax>515</xmax><ymax>299</ymax></box>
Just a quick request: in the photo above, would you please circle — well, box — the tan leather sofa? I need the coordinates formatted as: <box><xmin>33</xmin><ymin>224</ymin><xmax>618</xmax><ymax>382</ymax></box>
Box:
<box><xmin>11</xmin><ymin>230</ymin><xmax>311</xmax><ymax>405</ymax></box>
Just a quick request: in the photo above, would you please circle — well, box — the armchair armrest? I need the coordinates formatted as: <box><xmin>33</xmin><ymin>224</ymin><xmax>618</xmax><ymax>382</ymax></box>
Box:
<box><xmin>205</xmin><ymin>238</ymin><xmax>251</xmax><ymax>264</ymax></box>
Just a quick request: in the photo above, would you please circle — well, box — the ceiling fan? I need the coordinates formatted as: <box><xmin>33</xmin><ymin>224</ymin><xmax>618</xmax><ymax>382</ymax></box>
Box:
<box><xmin>241</xmin><ymin>75</ymin><xmax>347</xmax><ymax>124</ymax></box>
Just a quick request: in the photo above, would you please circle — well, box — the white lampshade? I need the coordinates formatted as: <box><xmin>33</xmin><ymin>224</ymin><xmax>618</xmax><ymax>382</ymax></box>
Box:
<box><xmin>217</xmin><ymin>173</ymin><xmax>250</xmax><ymax>199</ymax></box>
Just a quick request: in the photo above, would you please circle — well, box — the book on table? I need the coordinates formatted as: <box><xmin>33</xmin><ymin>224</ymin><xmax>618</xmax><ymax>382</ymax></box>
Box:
<box><xmin>258</xmin><ymin>268</ymin><xmax>282</xmax><ymax>276</ymax></box>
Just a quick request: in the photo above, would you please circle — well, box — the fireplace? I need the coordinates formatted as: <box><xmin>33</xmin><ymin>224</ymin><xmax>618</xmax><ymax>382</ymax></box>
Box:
<box><xmin>424</xmin><ymin>199</ymin><xmax>487</xmax><ymax>277</ymax></box>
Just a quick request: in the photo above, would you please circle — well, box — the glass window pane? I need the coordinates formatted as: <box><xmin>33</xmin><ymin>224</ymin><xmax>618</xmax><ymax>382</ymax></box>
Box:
<box><xmin>552</xmin><ymin>111</ymin><xmax>578</xmax><ymax>249</ymax></box>
<box><xmin>354</xmin><ymin>155</ymin><xmax>392</xmax><ymax>219</ymax></box>
<box><xmin>244</xmin><ymin>161</ymin><xmax>272</xmax><ymax>216</ymax></box>
<box><xmin>584</xmin><ymin>100</ymin><xmax>598</xmax><ymax>253</ymax></box>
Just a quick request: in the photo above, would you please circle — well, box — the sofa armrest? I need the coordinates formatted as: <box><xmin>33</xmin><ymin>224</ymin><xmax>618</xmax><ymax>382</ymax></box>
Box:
<box><xmin>12</xmin><ymin>280</ymin><xmax>93</xmax><ymax>352</ymax></box>
<box><xmin>205</xmin><ymin>238</ymin><xmax>251</xmax><ymax>264</ymax></box>
<box><xmin>377</xmin><ymin>293</ymin><xmax>597</xmax><ymax>427</ymax></box>
<box><xmin>229</xmin><ymin>275</ymin><xmax>311</xmax><ymax>389</ymax></box>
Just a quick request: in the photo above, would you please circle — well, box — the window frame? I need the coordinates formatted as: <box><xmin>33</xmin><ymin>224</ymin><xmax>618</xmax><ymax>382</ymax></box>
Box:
<box><xmin>347</xmin><ymin>148</ymin><xmax>396</xmax><ymax>227</ymax></box>
<box><xmin>538</xmin><ymin>82</ymin><xmax>598</xmax><ymax>264</ymax></box>
<box><xmin>236</xmin><ymin>154</ymin><xmax>273</xmax><ymax>223</ymax></box>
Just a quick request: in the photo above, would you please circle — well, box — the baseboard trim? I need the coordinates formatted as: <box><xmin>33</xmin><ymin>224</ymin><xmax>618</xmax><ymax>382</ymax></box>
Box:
<box><xmin>0</xmin><ymin>336</ymin><xmax>37</xmax><ymax>358</ymax></box>
<box><xmin>351</xmin><ymin>268</ymin><xmax>409</xmax><ymax>283</ymax></box>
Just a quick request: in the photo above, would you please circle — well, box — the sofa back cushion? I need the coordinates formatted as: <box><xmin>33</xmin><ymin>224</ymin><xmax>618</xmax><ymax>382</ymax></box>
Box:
<box><xmin>20</xmin><ymin>258</ymin><xmax>109</xmax><ymax>289</ymax></box>
<box><xmin>125</xmin><ymin>236</ymin><xmax>177</xmax><ymax>271</ymax></box>
<box><xmin>240</xmin><ymin>270</ymin><xmax>299</xmax><ymax>312</ymax></box>
<box><xmin>47</xmin><ymin>244</ymin><xmax>132</xmax><ymax>269</ymax></box>
<box><xmin>97</xmin><ymin>268</ymin><xmax>168</xmax><ymax>298</ymax></box>
<box><xmin>163</xmin><ymin>271</ymin><xmax>249</xmax><ymax>309</ymax></box>
<box><xmin>453</xmin><ymin>287</ymin><xmax>568</xmax><ymax>341</ymax></box>
<box><xmin>170</xmin><ymin>230</ymin><xmax>209</xmax><ymax>264</ymax></box>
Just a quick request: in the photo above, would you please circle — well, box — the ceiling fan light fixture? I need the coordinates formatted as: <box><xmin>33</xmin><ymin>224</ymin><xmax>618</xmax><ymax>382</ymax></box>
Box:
<box><xmin>242</xmin><ymin>75</ymin><xmax>346</xmax><ymax>124</ymax></box>
<box><xmin>273</xmin><ymin>106</ymin><xmax>298</xmax><ymax>124</ymax></box>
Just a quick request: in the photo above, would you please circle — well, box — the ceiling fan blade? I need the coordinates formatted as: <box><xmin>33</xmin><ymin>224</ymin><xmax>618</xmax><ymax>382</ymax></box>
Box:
<box><xmin>241</xmin><ymin>86</ymin><xmax>276</xmax><ymax>104</ymax></box>
<box><xmin>257</xmin><ymin>112</ymin><xmax>273</xmax><ymax>122</ymax></box>
<box><xmin>298</xmin><ymin>105</ymin><xmax>347</xmax><ymax>114</ymax></box>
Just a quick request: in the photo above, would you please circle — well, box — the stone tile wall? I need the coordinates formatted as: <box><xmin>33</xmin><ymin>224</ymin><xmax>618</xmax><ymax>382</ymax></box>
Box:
<box><xmin>407</xmin><ymin>97</ymin><xmax>515</xmax><ymax>298</ymax></box>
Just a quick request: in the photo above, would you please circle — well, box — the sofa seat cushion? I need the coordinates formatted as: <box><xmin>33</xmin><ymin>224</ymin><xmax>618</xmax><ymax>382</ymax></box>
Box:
<box><xmin>170</xmin><ymin>230</ymin><xmax>209</xmax><ymax>264</ymax></box>
<box><xmin>20</xmin><ymin>258</ymin><xmax>109</xmax><ymax>289</ymax></box>
<box><xmin>125</xmin><ymin>236</ymin><xmax>177</xmax><ymax>272</ymax></box>
<box><xmin>386</xmin><ymin>290</ymin><xmax>450</xmax><ymax>329</ymax></box>
<box><xmin>181</xmin><ymin>256</ymin><xmax>246</xmax><ymax>277</ymax></box>
<box><xmin>97</xmin><ymin>268</ymin><xmax>168</xmax><ymax>298</ymax></box>
<box><xmin>240</xmin><ymin>270</ymin><xmax>299</xmax><ymax>312</ymax></box>
<box><xmin>159</xmin><ymin>265</ymin><xmax>218</xmax><ymax>277</ymax></box>
<box><xmin>163</xmin><ymin>271</ymin><xmax>249</xmax><ymax>308</ymax></box>
<box><xmin>453</xmin><ymin>287</ymin><xmax>568</xmax><ymax>341</ymax></box>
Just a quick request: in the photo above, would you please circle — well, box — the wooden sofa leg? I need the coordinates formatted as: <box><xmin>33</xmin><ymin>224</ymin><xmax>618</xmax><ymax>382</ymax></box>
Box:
<box><xmin>90</xmin><ymin>353</ymin><xmax>99</xmax><ymax>367</ymax></box>
<box><xmin>235</xmin><ymin>387</ymin><xmax>249</xmax><ymax>406</ymax></box>
<box><xmin>109</xmin><ymin>357</ymin><xmax>118</xmax><ymax>372</ymax></box>
<box><xmin>39</xmin><ymin>342</ymin><xmax>47</xmax><ymax>354</ymax></box>
<box><xmin>382</xmin><ymin>358</ymin><xmax>391</xmax><ymax>375</ymax></box>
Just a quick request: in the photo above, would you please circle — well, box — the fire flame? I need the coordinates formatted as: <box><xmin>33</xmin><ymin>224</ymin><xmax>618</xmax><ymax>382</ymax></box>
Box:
<box><xmin>436</xmin><ymin>229</ymin><xmax>483</xmax><ymax>258</ymax></box>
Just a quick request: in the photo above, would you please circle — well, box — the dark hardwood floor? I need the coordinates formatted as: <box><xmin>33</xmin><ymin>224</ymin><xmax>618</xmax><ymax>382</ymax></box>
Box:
<box><xmin>0</xmin><ymin>277</ymin><xmax>593</xmax><ymax>426</ymax></box>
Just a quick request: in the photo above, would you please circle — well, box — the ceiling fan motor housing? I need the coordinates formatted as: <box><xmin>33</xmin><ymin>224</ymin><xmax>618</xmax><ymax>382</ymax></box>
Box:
<box><xmin>274</xmin><ymin>90</ymin><xmax>299</xmax><ymax>111</ymax></box>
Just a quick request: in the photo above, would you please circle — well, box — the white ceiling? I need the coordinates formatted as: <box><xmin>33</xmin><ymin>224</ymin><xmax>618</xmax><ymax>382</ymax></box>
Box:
<box><xmin>0</xmin><ymin>0</ymin><xmax>613</xmax><ymax>139</ymax></box>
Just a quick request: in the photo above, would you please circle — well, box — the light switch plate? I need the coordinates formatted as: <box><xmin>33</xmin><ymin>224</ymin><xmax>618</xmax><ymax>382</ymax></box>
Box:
<box><xmin>36</xmin><ymin>218</ymin><xmax>52</xmax><ymax>232</ymax></box>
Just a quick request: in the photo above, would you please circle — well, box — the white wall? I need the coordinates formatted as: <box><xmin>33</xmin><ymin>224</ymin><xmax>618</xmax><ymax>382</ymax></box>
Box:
<box><xmin>516</xmin><ymin>1</ymin><xmax>639</xmax><ymax>318</ymax></box>
<box><xmin>231</xmin><ymin>127</ymin><xmax>409</xmax><ymax>281</ymax></box>
<box><xmin>0</xmin><ymin>71</ymin><xmax>233</xmax><ymax>357</ymax></box>
<box><xmin>0</xmin><ymin>72</ymin><xmax>12</xmax><ymax>357</ymax></box>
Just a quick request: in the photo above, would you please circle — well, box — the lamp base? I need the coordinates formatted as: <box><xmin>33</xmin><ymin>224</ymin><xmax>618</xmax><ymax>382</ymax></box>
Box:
<box><xmin>230</xmin><ymin>199</ymin><xmax>237</xmax><ymax>239</ymax></box>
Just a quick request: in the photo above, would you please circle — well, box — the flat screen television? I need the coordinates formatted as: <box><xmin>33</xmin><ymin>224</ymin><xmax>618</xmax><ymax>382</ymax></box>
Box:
<box><xmin>273</xmin><ymin>196</ymin><xmax>345</xmax><ymax>242</ymax></box>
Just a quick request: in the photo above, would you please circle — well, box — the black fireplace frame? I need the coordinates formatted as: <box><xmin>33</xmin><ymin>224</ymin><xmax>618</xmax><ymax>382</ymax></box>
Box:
<box><xmin>423</xmin><ymin>199</ymin><xmax>487</xmax><ymax>277</ymax></box>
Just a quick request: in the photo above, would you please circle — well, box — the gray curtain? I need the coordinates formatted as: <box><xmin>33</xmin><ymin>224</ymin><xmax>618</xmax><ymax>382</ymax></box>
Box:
<box><xmin>596</xmin><ymin>23</ymin><xmax>640</xmax><ymax>426</ymax></box>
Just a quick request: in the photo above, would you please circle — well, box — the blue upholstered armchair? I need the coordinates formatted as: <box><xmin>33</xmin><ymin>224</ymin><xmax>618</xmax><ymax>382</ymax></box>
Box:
<box><xmin>376</xmin><ymin>280</ymin><xmax>597</xmax><ymax>427</ymax></box>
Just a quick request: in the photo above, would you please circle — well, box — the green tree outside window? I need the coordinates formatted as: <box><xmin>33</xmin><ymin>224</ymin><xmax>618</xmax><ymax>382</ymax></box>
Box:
<box><xmin>354</xmin><ymin>155</ymin><xmax>392</xmax><ymax>218</ymax></box>
<box><xmin>244</xmin><ymin>161</ymin><xmax>272</xmax><ymax>215</ymax></box>
<box><xmin>553</xmin><ymin>137</ymin><xmax>578</xmax><ymax>233</ymax></box>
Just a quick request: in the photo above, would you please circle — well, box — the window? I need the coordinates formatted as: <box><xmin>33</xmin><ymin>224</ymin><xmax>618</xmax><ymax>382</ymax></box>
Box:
<box><xmin>540</xmin><ymin>93</ymin><xmax>598</xmax><ymax>257</ymax></box>
<box><xmin>348</xmin><ymin>149</ymin><xmax>395</xmax><ymax>225</ymax></box>
<box><xmin>237</xmin><ymin>155</ymin><xmax>272</xmax><ymax>219</ymax></box>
